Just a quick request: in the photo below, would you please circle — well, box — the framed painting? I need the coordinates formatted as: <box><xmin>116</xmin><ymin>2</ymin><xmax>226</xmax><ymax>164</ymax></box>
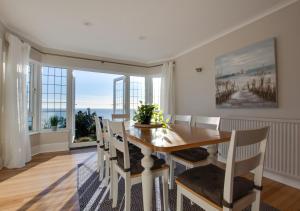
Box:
<box><xmin>215</xmin><ymin>38</ymin><xmax>277</xmax><ymax>108</ymax></box>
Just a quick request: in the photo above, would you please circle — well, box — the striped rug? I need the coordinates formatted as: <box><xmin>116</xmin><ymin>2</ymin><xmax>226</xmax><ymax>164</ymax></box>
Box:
<box><xmin>77</xmin><ymin>154</ymin><xmax>278</xmax><ymax>211</ymax></box>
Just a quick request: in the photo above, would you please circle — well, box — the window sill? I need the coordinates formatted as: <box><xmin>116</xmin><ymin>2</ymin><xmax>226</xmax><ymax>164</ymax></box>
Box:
<box><xmin>29</xmin><ymin>129</ymin><xmax>70</xmax><ymax>136</ymax></box>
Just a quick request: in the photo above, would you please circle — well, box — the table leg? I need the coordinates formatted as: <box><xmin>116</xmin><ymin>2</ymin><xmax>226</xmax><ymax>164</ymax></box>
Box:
<box><xmin>207</xmin><ymin>144</ymin><xmax>218</xmax><ymax>164</ymax></box>
<box><xmin>141</xmin><ymin>147</ymin><xmax>154</xmax><ymax>211</ymax></box>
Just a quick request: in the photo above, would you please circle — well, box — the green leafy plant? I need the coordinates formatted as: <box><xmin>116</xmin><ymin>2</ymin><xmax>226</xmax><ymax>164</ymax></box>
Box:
<box><xmin>75</xmin><ymin>108</ymin><xmax>97</xmax><ymax>141</ymax></box>
<box><xmin>50</xmin><ymin>115</ymin><xmax>59</xmax><ymax>127</ymax></box>
<box><xmin>133</xmin><ymin>102</ymin><xmax>168</xmax><ymax>127</ymax></box>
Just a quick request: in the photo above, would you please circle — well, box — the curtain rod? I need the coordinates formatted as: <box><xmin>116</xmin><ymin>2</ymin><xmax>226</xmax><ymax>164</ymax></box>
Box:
<box><xmin>31</xmin><ymin>46</ymin><xmax>174</xmax><ymax>68</ymax></box>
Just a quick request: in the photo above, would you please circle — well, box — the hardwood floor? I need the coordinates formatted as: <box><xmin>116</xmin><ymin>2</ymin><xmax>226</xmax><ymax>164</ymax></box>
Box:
<box><xmin>0</xmin><ymin>148</ymin><xmax>299</xmax><ymax>211</ymax></box>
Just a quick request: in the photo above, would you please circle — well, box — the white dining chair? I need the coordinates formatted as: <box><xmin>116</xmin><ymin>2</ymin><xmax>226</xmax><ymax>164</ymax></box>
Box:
<box><xmin>108</xmin><ymin>121</ymin><xmax>169</xmax><ymax>211</ymax></box>
<box><xmin>176</xmin><ymin>127</ymin><xmax>269</xmax><ymax>211</ymax></box>
<box><xmin>169</xmin><ymin>116</ymin><xmax>220</xmax><ymax>189</ymax></box>
<box><xmin>173</xmin><ymin>115</ymin><xmax>192</xmax><ymax>126</ymax></box>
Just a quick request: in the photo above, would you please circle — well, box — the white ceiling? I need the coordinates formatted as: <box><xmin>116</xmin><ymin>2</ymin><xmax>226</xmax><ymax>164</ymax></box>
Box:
<box><xmin>0</xmin><ymin>0</ymin><xmax>295</xmax><ymax>63</ymax></box>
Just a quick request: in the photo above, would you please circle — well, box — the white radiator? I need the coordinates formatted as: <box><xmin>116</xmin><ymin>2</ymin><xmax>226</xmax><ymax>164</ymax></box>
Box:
<box><xmin>219</xmin><ymin>117</ymin><xmax>300</xmax><ymax>180</ymax></box>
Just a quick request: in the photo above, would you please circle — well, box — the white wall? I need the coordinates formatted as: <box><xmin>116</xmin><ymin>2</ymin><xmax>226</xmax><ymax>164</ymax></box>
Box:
<box><xmin>174</xmin><ymin>2</ymin><xmax>300</xmax><ymax>119</ymax></box>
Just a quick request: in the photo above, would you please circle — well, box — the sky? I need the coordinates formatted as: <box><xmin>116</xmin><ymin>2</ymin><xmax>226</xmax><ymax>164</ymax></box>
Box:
<box><xmin>73</xmin><ymin>70</ymin><xmax>122</xmax><ymax>109</ymax></box>
<box><xmin>215</xmin><ymin>38</ymin><xmax>276</xmax><ymax>76</ymax></box>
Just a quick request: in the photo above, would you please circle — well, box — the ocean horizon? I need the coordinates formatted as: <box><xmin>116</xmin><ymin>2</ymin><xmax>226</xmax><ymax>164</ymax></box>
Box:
<box><xmin>41</xmin><ymin>108</ymin><xmax>133</xmax><ymax>124</ymax></box>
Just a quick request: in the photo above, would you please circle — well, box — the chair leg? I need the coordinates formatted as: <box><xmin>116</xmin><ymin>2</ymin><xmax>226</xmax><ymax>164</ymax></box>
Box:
<box><xmin>98</xmin><ymin>149</ymin><xmax>105</xmax><ymax>181</ymax></box>
<box><xmin>162</xmin><ymin>170</ymin><xmax>169</xmax><ymax>211</ymax></box>
<box><xmin>109</xmin><ymin>158</ymin><xmax>113</xmax><ymax>200</ymax></box>
<box><xmin>169</xmin><ymin>160</ymin><xmax>175</xmax><ymax>189</ymax></box>
<box><xmin>124</xmin><ymin>174</ymin><xmax>131</xmax><ymax>211</ymax></box>
<box><xmin>176</xmin><ymin>186</ymin><xmax>183</xmax><ymax>211</ymax></box>
<box><xmin>103</xmin><ymin>154</ymin><xmax>110</xmax><ymax>186</ymax></box>
<box><xmin>97</xmin><ymin>145</ymin><xmax>101</xmax><ymax>172</ymax></box>
<box><xmin>112</xmin><ymin>164</ymin><xmax>119</xmax><ymax>208</ymax></box>
<box><xmin>251</xmin><ymin>189</ymin><xmax>261</xmax><ymax>211</ymax></box>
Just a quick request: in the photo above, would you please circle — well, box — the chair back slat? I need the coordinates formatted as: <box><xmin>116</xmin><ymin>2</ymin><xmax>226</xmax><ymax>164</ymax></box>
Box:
<box><xmin>223</xmin><ymin>127</ymin><xmax>269</xmax><ymax>206</ymax></box>
<box><xmin>112</xmin><ymin>114</ymin><xmax>130</xmax><ymax>121</ymax></box>
<box><xmin>108</xmin><ymin>121</ymin><xmax>130</xmax><ymax>169</ymax></box>
<box><xmin>234</xmin><ymin>154</ymin><xmax>261</xmax><ymax>177</ymax></box>
<box><xmin>95</xmin><ymin>116</ymin><xmax>104</xmax><ymax>145</ymax></box>
<box><xmin>192</xmin><ymin>116</ymin><xmax>220</xmax><ymax>130</ymax></box>
<box><xmin>174</xmin><ymin>115</ymin><xmax>192</xmax><ymax>126</ymax></box>
<box><xmin>235</xmin><ymin>127</ymin><xmax>269</xmax><ymax>147</ymax></box>
<box><xmin>102</xmin><ymin>119</ymin><xmax>110</xmax><ymax>148</ymax></box>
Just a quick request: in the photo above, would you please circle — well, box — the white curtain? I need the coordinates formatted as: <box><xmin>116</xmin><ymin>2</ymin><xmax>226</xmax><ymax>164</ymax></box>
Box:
<box><xmin>0</xmin><ymin>33</ymin><xmax>31</xmax><ymax>168</ymax></box>
<box><xmin>160</xmin><ymin>61</ymin><xmax>175</xmax><ymax>115</ymax></box>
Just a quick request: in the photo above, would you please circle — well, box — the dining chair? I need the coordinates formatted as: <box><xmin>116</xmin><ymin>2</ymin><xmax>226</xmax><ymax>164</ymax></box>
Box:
<box><xmin>169</xmin><ymin>116</ymin><xmax>220</xmax><ymax>189</ymax></box>
<box><xmin>95</xmin><ymin>116</ymin><xmax>110</xmax><ymax>184</ymax></box>
<box><xmin>112</xmin><ymin>113</ymin><xmax>130</xmax><ymax>121</ymax></box>
<box><xmin>173</xmin><ymin>115</ymin><xmax>192</xmax><ymax>125</ymax></box>
<box><xmin>176</xmin><ymin>127</ymin><xmax>269</xmax><ymax>211</ymax></box>
<box><xmin>108</xmin><ymin>121</ymin><xmax>169</xmax><ymax>211</ymax></box>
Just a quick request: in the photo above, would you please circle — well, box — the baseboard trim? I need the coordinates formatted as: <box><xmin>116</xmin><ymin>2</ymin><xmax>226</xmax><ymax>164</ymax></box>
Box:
<box><xmin>31</xmin><ymin>142</ymin><xmax>69</xmax><ymax>156</ymax></box>
<box><xmin>218</xmin><ymin>155</ymin><xmax>300</xmax><ymax>190</ymax></box>
<box><xmin>263</xmin><ymin>170</ymin><xmax>300</xmax><ymax>190</ymax></box>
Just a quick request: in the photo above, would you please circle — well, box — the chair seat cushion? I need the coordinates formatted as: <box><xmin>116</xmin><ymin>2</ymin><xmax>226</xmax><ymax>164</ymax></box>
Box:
<box><xmin>176</xmin><ymin>164</ymin><xmax>254</xmax><ymax>207</ymax></box>
<box><xmin>171</xmin><ymin>147</ymin><xmax>209</xmax><ymax>163</ymax></box>
<box><xmin>116</xmin><ymin>151</ymin><xmax>165</xmax><ymax>175</ymax></box>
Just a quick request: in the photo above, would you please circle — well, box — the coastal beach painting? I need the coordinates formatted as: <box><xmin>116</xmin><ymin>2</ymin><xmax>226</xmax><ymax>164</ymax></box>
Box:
<box><xmin>215</xmin><ymin>38</ymin><xmax>277</xmax><ymax>108</ymax></box>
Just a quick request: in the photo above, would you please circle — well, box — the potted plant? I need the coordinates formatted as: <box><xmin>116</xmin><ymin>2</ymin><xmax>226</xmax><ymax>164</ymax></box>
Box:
<box><xmin>50</xmin><ymin>115</ymin><xmax>59</xmax><ymax>131</ymax></box>
<box><xmin>133</xmin><ymin>102</ymin><xmax>167</xmax><ymax>128</ymax></box>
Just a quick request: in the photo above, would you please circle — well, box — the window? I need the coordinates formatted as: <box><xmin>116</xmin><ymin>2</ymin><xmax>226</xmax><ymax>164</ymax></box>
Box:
<box><xmin>26</xmin><ymin>63</ymin><xmax>34</xmax><ymax>130</ymax></box>
<box><xmin>130</xmin><ymin>76</ymin><xmax>145</xmax><ymax>117</ymax></box>
<box><xmin>152</xmin><ymin>77</ymin><xmax>161</xmax><ymax>106</ymax></box>
<box><xmin>41</xmin><ymin>66</ymin><xmax>67</xmax><ymax>129</ymax></box>
<box><xmin>114</xmin><ymin>78</ymin><xmax>125</xmax><ymax>114</ymax></box>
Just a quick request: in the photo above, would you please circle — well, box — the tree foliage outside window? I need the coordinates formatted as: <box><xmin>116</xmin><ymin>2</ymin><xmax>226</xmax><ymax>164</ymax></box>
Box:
<box><xmin>75</xmin><ymin>108</ymin><xmax>97</xmax><ymax>142</ymax></box>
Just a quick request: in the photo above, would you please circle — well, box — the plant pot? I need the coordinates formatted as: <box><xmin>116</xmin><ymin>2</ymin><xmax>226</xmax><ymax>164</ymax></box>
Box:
<box><xmin>51</xmin><ymin>126</ymin><xmax>58</xmax><ymax>131</ymax></box>
<box><xmin>141</xmin><ymin>116</ymin><xmax>152</xmax><ymax>125</ymax></box>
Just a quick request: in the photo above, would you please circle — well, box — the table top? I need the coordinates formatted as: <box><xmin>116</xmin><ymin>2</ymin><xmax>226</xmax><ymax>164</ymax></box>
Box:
<box><xmin>126</xmin><ymin>124</ymin><xmax>231</xmax><ymax>152</ymax></box>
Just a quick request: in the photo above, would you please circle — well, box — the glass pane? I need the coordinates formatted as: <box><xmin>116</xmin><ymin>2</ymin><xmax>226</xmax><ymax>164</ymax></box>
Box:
<box><xmin>48</xmin><ymin>85</ymin><xmax>54</xmax><ymax>94</ymax></box>
<box><xmin>48</xmin><ymin>67</ymin><xmax>55</xmax><ymax>76</ymax></box>
<box><xmin>130</xmin><ymin>76</ymin><xmax>145</xmax><ymax>117</ymax></box>
<box><xmin>49</xmin><ymin>76</ymin><xmax>55</xmax><ymax>84</ymax></box>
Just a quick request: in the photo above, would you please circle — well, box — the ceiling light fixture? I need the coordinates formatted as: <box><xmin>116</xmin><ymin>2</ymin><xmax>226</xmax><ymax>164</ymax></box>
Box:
<box><xmin>83</xmin><ymin>21</ymin><xmax>92</xmax><ymax>27</ymax></box>
<box><xmin>138</xmin><ymin>35</ymin><xmax>147</xmax><ymax>40</ymax></box>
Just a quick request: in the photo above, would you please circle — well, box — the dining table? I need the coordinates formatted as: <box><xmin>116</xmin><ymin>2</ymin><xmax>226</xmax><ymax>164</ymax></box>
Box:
<box><xmin>126</xmin><ymin>124</ymin><xmax>231</xmax><ymax>211</ymax></box>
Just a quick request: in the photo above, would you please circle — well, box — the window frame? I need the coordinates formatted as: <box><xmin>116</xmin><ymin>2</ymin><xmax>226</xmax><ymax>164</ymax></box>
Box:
<box><xmin>112</xmin><ymin>74</ymin><xmax>162</xmax><ymax>118</ymax></box>
<box><xmin>40</xmin><ymin>65</ymin><xmax>69</xmax><ymax>130</ymax></box>
<box><xmin>27</xmin><ymin>60</ymin><xmax>41</xmax><ymax>132</ymax></box>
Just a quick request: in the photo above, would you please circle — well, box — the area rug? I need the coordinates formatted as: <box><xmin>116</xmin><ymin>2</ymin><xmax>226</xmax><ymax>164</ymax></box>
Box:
<box><xmin>77</xmin><ymin>153</ymin><xmax>279</xmax><ymax>211</ymax></box>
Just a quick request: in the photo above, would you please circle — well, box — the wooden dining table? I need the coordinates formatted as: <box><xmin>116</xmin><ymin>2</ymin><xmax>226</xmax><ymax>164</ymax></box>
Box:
<box><xmin>126</xmin><ymin>124</ymin><xmax>231</xmax><ymax>211</ymax></box>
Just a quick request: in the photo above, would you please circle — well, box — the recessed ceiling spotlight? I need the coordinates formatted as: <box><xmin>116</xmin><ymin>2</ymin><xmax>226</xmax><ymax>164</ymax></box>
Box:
<box><xmin>83</xmin><ymin>21</ymin><xmax>92</xmax><ymax>27</ymax></box>
<box><xmin>138</xmin><ymin>35</ymin><xmax>147</xmax><ymax>40</ymax></box>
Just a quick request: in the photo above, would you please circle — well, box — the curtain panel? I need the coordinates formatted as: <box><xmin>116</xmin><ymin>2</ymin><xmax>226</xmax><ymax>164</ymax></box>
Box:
<box><xmin>160</xmin><ymin>61</ymin><xmax>175</xmax><ymax>116</ymax></box>
<box><xmin>0</xmin><ymin>33</ymin><xmax>31</xmax><ymax>168</ymax></box>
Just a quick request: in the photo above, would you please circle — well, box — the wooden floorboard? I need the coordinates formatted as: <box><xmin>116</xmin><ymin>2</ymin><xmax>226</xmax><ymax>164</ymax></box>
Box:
<box><xmin>0</xmin><ymin>148</ymin><xmax>299</xmax><ymax>211</ymax></box>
